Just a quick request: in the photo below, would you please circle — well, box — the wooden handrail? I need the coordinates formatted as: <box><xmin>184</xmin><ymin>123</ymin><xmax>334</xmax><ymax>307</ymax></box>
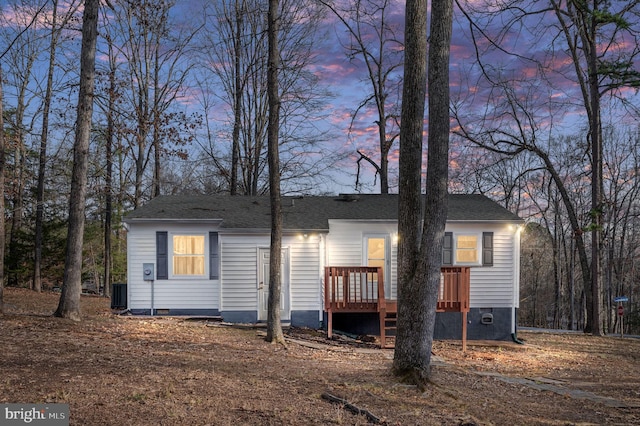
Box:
<box><xmin>324</xmin><ymin>266</ymin><xmax>470</xmax><ymax>313</ymax></box>
<box><xmin>324</xmin><ymin>266</ymin><xmax>383</xmax><ymax>311</ymax></box>
<box><xmin>324</xmin><ymin>265</ymin><xmax>470</xmax><ymax>349</ymax></box>
<box><xmin>438</xmin><ymin>267</ymin><xmax>470</xmax><ymax>312</ymax></box>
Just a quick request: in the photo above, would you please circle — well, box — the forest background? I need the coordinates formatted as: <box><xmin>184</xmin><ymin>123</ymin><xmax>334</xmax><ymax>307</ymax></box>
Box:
<box><xmin>0</xmin><ymin>0</ymin><xmax>639</xmax><ymax>334</ymax></box>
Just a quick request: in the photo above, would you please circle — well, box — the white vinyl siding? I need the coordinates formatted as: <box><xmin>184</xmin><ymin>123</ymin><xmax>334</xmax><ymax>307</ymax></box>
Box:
<box><xmin>390</xmin><ymin>240</ymin><xmax>398</xmax><ymax>299</ymax></box>
<box><xmin>126</xmin><ymin>218</ymin><xmax>520</xmax><ymax>316</ymax></box>
<box><xmin>326</xmin><ymin>221</ymin><xmax>398</xmax><ymax>298</ymax></box>
<box><xmin>126</xmin><ymin>223</ymin><xmax>219</xmax><ymax>311</ymax></box>
<box><xmin>289</xmin><ymin>237</ymin><xmax>321</xmax><ymax>311</ymax></box>
<box><xmin>219</xmin><ymin>234</ymin><xmax>323</xmax><ymax>314</ymax></box>
<box><xmin>326</xmin><ymin>221</ymin><xmax>518</xmax><ymax>309</ymax></box>
<box><xmin>219</xmin><ymin>235</ymin><xmax>264</xmax><ymax>312</ymax></box>
<box><xmin>446</xmin><ymin>223</ymin><xmax>519</xmax><ymax>308</ymax></box>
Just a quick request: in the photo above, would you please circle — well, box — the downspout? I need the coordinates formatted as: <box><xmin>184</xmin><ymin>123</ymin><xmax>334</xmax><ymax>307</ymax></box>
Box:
<box><xmin>319</xmin><ymin>233</ymin><xmax>326</xmax><ymax>325</ymax></box>
<box><xmin>122</xmin><ymin>222</ymin><xmax>131</xmax><ymax>314</ymax></box>
<box><xmin>511</xmin><ymin>307</ymin><xmax>524</xmax><ymax>344</ymax></box>
<box><xmin>512</xmin><ymin>224</ymin><xmax>524</xmax><ymax>344</ymax></box>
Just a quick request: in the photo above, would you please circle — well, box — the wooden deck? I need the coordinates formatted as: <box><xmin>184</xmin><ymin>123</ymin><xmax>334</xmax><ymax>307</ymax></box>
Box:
<box><xmin>324</xmin><ymin>266</ymin><xmax>471</xmax><ymax>350</ymax></box>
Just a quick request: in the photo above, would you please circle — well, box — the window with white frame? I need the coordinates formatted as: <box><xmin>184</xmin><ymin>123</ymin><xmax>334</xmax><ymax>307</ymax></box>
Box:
<box><xmin>172</xmin><ymin>235</ymin><xmax>205</xmax><ymax>276</ymax></box>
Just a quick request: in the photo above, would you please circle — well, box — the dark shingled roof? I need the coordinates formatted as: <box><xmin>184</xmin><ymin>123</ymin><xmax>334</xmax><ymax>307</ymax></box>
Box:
<box><xmin>124</xmin><ymin>194</ymin><xmax>523</xmax><ymax>230</ymax></box>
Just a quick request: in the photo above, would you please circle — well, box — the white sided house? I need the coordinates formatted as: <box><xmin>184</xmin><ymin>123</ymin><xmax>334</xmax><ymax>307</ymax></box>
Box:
<box><xmin>123</xmin><ymin>194</ymin><xmax>524</xmax><ymax>341</ymax></box>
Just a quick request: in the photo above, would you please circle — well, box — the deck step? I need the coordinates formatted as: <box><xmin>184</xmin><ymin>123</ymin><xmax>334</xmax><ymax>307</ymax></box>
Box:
<box><xmin>379</xmin><ymin>311</ymin><xmax>397</xmax><ymax>348</ymax></box>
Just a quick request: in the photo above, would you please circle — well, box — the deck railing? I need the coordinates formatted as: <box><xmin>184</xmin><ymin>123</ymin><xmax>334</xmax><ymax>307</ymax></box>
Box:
<box><xmin>324</xmin><ymin>266</ymin><xmax>384</xmax><ymax>312</ymax></box>
<box><xmin>324</xmin><ymin>266</ymin><xmax>470</xmax><ymax>313</ymax></box>
<box><xmin>438</xmin><ymin>267</ymin><xmax>471</xmax><ymax>312</ymax></box>
<box><xmin>324</xmin><ymin>266</ymin><xmax>471</xmax><ymax>349</ymax></box>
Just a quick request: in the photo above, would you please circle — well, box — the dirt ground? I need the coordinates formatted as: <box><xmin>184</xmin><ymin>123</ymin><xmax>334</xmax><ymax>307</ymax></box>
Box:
<box><xmin>1</xmin><ymin>288</ymin><xmax>639</xmax><ymax>425</ymax></box>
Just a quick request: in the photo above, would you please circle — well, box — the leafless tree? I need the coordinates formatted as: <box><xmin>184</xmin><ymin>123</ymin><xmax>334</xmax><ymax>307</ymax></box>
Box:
<box><xmin>455</xmin><ymin>0</ymin><xmax>640</xmax><ymax>334</ymax></box>
<box><xmin>197</xmin><ymin>0</ymin><xmax>338</xmax><ymax>196</ymax></box>
<box><xmin>0</xmin><ymin>65</ymin><xmax>6</xmax><ymax>311</ymax></box>
<box><xmin>266</xmin><ymin>0</ymin><xmax>285</xmax><ymax>344</ymax></box>
<box><xmin>95</xmin><ymin>5</ymin><xmax>122</xmax><ymax>299</ymax></box>
<box><xmin>33</xmin><ymin>0</ymin><xmax>82</xmax><ymax>294</ymax></box>
<box><xmin>1</xmin><ymin>1</ymin><xmax>44</xmax><ymax>288</ymax></box>
<box><xmin>601</xmin><ymin>125</ymin><xmax>640</xmax><ymax>332</ymax></box>
<box><xmin>393</xmin><ymin>0</ymin><xmax>453</xmax><ymax>388</ymax></box>
<box><xmin>104</xmin><ymin>0</ymin><xmax>200</xmax><ymax>207</ymax></box>
<box><xmin>54</xmin><ymin>0</ymin><xmax>99</xmax><ymax>320</ymax></box>
<box><xmin>319</xmin><ymin>0</ymin><xmax>403</xmax><ymax>193</ymax></box>
<box><xmin>520</xmin><ymin>221</ymin><xmax>556</xmax><ymax>327</ymax></box>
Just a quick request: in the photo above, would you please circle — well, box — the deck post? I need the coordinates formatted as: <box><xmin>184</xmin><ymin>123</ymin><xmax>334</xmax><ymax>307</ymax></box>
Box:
<box><xmin>376</xmin><ymin>267</ymin><xmax>387</xmax><ymax>348</ymax></box>
<box><xmin>461</xmin><ymin>310</ymin><xmax>467</xmax><ymax>352</ymax></box>
<box><xmin>379</xmin><ymin>308</ymin><xmax>386</xmax><ymax>348</ymax></box>
<box><xmin>325</xmin><ymin>267</ymin><xmax>332</xmax><ymax>338</ymax></box>
<box><xmin>324</xmin><ymin>266</ymin><xmax>470</xmax><ymax>350</ymax></box>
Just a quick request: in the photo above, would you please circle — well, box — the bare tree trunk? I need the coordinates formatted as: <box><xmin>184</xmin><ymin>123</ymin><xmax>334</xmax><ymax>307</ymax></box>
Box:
<box><xmin>104</xmin><ymin>126</ymin><xmax>113</xmax><ymax>298</ymax></box>
<box><xmin>230</xmin><ymin>0</ymin><xmax>243</xmax><ymax>196</ymax></box>
<box><xmin>103</xmin><ymin>37</ymin><xmax>118</xmax><ymax>300</ymax></box>
<box><xmin>587</xmin><ymin>28</ymin><xmax>603</xmax><ymax>335</ymax></box>
<box><xmin>7</xmin><ymin>51</ymin><xmax>34</xmax><ymax>288</ymax></box>
<box><xmin>420</xmin><ymin>0</ymin><xmax>453</xmax><ymax>377</ymax></box>
<box><xmin>319</xmin><ymin>0</ymin><xmax>402</xmax><ymax>194</ymax></box>
<box><xmin>152</xmin><ymin>40</ymin><xmax>162</xmax><ymax>199</ymax></box>
<box><xmin>394</xmin><ymin>0</ymin><xmax>428</xmax><ymax>380</ymax></box>
<box><xmin>552</xmin><ymin>216</ymin><xmax>561</xmax><ymax>328</ymax></box>
<box><xmin>55</xmin><ymin>0</ymin><xmax>99</xmax><ymax>321</ymax></box>
<box><xmin>569</xmin><ymin>236</ymin><xmax>575</xmax><ymax>329</ymax></box>
<box><xmin>266</xmin><ymin>0</ymin><xmax>284</xmax><ymax>344</ymax></box>
<box><xmin>394</xmin><ymin>0</ymin><xmax>453</xmax><ymax>388</ymax></box>
<box><xmin>0</xmin><ymin>65</ymin><xmax>6</xmax><ymax>311</ymax></box>
<box><xmin>34</xmin><ymin>0</ymin><xmax>63</xmax><ymax>293</ymax></box>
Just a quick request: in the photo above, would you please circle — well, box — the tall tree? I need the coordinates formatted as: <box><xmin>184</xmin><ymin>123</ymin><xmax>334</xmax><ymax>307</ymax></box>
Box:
<box><xmin>0</xmin><ymin>65</ymin><xmax>6</xmax><ymax>311</ymax></box>
<box><xmin>601</xmin><ymin>126</ymin><xmax>640</xmax><ymax>332</ymax></box>
<box><xmin>230</xmin><ymin>0</ymin><xmax>244</xmax><ymax>195</ymax></box>
<box><xmin>198</xmin><ymin>0</ymin><xmax>335</xmax><ymax>196</ymax></box>
<box><xmin>455</xmin><ymin>0</ymin><xmax>640</xmax><ymax>334</ymax></box>
<box><xmin>319</xmin><ymin>0</ymin><xmax>403</xmax><ymax>193</ymax></box>
<box><xmin>266</xmin><ymin>0</ymin><xmax>285</xmax><ymax>344</ymax></box>
<box><xmin>33</xmin><ymin>0</ymin><xmax>82</xmax><ymax>293</ymax></box>
<box><xmin>206</xmin><ymin>0</ymin><xmax>248</xmax><ymax>195</ymax></box>
<box><xmin>54</xmin><ymin>0</ymin><xmax>99</xmax><ymax>320</ymax></box>
<box><xmin>394</xmin><ymin>0</ymin><xmax>428</xmax><ymax>385</ymax></box>
<box><xmin>106</xmin><ymin>0</ymin><xmax>199</xmax><ymax>206</ymax></box>
<box><xmin>1</xmin><ymin>1</ymin><xmax>42</xmax><ymax>288</ymax></box>
<box><xmin>393</xmin><ymin>0</ymin><xmax>453</xmax><ymax>387</ymax></box>
<box><xmin>99</xmin><ymin>13</ymin><xmax>121</xmax><ymax>299</ymax></box>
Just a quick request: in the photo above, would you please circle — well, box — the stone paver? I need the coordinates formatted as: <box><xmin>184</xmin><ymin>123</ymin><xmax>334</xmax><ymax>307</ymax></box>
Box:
<box><xmin>474</xmin><ymin>371</ymin><xmax>640</xmax><ymax>408</ymax></box>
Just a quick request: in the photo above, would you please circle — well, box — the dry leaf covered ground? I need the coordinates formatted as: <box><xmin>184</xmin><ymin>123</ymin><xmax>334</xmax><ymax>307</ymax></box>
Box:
<box><xmin>1</xmin><ymin>287</ymin><xmax>639</xmax><ymax>425</ymax></box>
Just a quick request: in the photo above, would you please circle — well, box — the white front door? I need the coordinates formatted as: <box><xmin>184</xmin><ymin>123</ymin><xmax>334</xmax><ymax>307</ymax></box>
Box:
<box><xmin>258</xmin><ymin>247</ymin><xmax>290</xmax><ymax>321</ymax></box>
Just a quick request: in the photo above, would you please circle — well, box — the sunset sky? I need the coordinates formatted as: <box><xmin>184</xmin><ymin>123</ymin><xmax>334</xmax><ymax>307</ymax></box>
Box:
<box><xmin>2</xmin><ymin>0</ymin><xmax>639</xmax><ymax>196</ymax></box>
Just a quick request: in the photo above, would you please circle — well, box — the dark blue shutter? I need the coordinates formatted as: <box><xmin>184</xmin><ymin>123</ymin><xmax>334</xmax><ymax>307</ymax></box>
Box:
<box><xmin>482</xmin><ymin>232</ymin><xmax>494</xmax><ymax>266</ymax></box>
<box><xmin>209</xmin><ymin>232</ymin><xmax>219</xmax><ymax>280</ymax></box>
<box><xmin>442</xmin><ymin>232</ymin><xmax>453</xmax><ymax>265</ymax></box>
<box><xmin>156</xmin><ymin>231</ymin><xmax>168</xmax><ymax>279</ymax></box>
